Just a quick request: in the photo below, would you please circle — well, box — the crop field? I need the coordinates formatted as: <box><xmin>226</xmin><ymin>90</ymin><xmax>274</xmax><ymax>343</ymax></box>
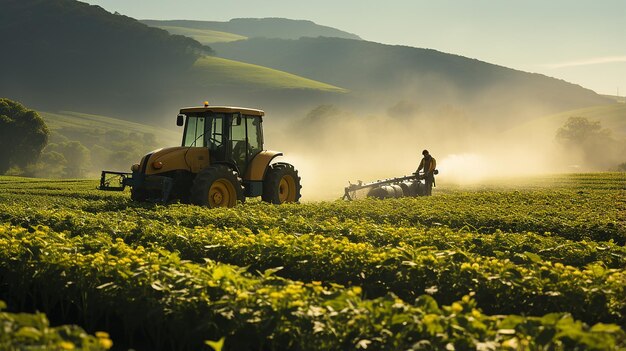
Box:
<box><xmin>0</xmin><ymin>173</ymin><xmax>625</xmax><ymax>350</ymax></box>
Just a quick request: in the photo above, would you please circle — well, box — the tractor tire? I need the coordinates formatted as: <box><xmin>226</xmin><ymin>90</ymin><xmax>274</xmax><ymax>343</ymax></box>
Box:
<box><xmin>262</xmin><ymin>163</ymin><xmax>302</xmax><ymax>204</ymax></box>
<box><xmin>190</xmin><ymin>165</ymin><xmax>244</xmax><ymax>208</ymax></box>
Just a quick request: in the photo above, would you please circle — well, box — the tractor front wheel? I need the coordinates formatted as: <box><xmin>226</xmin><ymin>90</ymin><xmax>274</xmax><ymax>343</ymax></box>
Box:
<box><xmin>262</xmin><ymin>163</ymin><xmax>302</xmax><ymax>204</ymax></box>
<box><xmin>190</xmin><ymin>165</ymin><xmax>244</xmax><ymax>208</ymax></box>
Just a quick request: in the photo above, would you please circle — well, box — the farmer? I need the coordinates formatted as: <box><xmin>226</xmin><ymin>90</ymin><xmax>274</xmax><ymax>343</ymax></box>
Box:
<box><xmin>415</xmin><ymin>149</ymin><xmax>436</xmax><ymax>196</ymax></box>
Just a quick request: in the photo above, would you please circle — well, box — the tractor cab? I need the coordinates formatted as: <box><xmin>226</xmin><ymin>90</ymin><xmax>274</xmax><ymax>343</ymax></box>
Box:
<box><xmin>177</xmin><ymin>104</ymin><xmax>264</xmax><ymax>175</ymax></box>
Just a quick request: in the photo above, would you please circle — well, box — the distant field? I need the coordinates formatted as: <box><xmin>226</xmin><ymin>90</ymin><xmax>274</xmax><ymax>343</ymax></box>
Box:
<box><xmin>156</xmin><ymin>25</ymin><xmax>247</xmax><ymax>44</ymax></box>
<box><xmin>548</xmin><ymin>103</ymin><xmax>626</xmax><ymax>138</ymax></box>
<box><xmin>191</xmin><ymin>56</ymin><xmax>348</xmax><ymax>92</ymax></box>
<box><xmin>511</xmin><ymin>103</ymin><xmax>626</xmax><ymax>139</ymax></box>
<box><xmin>0</xmin><ymin>173</ymin><xmax>624</xmax><ymax>350</ymax></box>
<box><xmin>41</xmin><ymin>110</ymin><xmax>180</xmax><ymax>145</ymax></box>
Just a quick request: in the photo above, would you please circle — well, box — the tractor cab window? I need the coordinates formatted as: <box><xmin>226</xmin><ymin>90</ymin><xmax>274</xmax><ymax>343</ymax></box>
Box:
<box><xmin>182</xmin><ymin>116</ymin><xmax>206</xmax><ymax>147</ymax></box>
<box><xmin>245</xmin><ymin>115</ymin><xmax>263</xmax><ymax>156</ymax></box>
<box><xmin>207</xmin><ymin>114</ymin><xmax>224</xmax><ymax>150</ymax></box>
<box><xmin>230</xmin><ymin>114</ymin><xmax>247</xmax><ymax>171</ymax></box>
<box><xmin>182</xmin><ymin>114</ymin><xmax>225</xmax><ymax>150</ymax></box>
<box><xmin>230</xmin><ymin>114</ymin><xmax>264</xmax><ymax>173</ymax></box>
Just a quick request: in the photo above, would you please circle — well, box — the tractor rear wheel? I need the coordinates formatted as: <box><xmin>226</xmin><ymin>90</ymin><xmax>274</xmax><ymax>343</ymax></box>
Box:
<box><xmin>190</xmin><ymin>165</ymin><xmax>244</xmax><ymax>208</ymax></box>
<box><xmin>262</xmin><ymin>163</ymin><xmax>302</xmax><ymax>204</ymax></box>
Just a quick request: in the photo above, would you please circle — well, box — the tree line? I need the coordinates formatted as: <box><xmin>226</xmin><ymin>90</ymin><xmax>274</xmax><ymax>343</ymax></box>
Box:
<box><xmin>0</xmin><ymin>98</ymin><xmax>161</xmax><ymax>178</ymax></box>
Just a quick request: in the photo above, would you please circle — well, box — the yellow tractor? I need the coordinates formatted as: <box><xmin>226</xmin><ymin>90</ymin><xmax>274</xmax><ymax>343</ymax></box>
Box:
<box><xmin>99</xmin><ymin>102</ymin><xmax>301</xmax><ymax>207</ymax></box>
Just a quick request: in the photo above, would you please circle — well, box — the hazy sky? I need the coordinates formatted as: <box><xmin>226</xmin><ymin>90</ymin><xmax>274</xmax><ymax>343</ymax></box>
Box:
<box><xmin>84</xmin><ymin>0</ymin><xmax>626</xmax><ymax>95</ymax></box>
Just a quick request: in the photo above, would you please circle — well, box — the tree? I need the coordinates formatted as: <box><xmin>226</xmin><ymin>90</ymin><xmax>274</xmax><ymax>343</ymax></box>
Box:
<box><xmin>0</xmin><ymin>98</ymin><xmax>49</xmax><ymax>174</ymax></box>
<box><xmin>556</xmin><ymin>117</ymin><xmax>610</xmax><ymax>144</ymax></box>
<box><xmin>556</xmin><ymin>116</ymin><xmax>618</xmax><ymax>170</ymax></box>
<box><xmin>44</xmin><ymin>141</ymin><xmax>91</xmax><ymax>178</ymax></box>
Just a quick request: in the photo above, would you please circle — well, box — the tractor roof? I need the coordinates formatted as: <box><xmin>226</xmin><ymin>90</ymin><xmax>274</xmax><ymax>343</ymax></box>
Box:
<box><xmin>180</xmin><ymin>106</ymin><xmax>265</xmax><ymax>116</ymax></box>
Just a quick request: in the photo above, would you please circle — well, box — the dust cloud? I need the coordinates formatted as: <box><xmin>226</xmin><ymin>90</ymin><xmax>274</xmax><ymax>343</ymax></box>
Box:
<box><xmin>263</xmin><ymin>100</ymin><xmax>620</xmax><ymax>201</ymax></box>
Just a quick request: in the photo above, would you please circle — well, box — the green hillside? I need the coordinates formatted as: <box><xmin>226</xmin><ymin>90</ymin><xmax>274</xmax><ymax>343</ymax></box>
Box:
<box><xmin>41</xmin><ymin>110</ymin><xmax>180</xmax><ymax>143</ymax></box>
<box><xmin>548</xmin><ymin>104</ymin><xmax>626</xmax><ymax>138</ymax></box>
<box><xmin>0</xmin><ymin>0</ymin><xmax>211</xmax><ymax>119</ymax></box>
<box><xmin>190</xmin><ymin>56</ymin><xmax>347</xmax><ymax>92</ymax></box>
<box><xmin>511</xmin><ymin>103</ymin><xmax>626</xmax><ymax>139</ymax></box>
<box><xmin>0</xmin><ymin>1</ymin><xmax>346</xmax><ymax>123</ymax></box>
<box><xmin>156</xmin><ymin>25</ymin><xmax>247</xmax><ymax>44</ymax></box>
<box><xmin>211</xmin><ymin>37</ymin><xmax>612</xmax><ymax>128</ymax></box>
<box><xmin>142</xmin><ymin>18</ymin><xmax>362</xmax><ymax>40</ymax></box>
<box><xmin>37</xmin><ymin>110</ymin><xmax>181</xmax><ymax>178</ymax></box>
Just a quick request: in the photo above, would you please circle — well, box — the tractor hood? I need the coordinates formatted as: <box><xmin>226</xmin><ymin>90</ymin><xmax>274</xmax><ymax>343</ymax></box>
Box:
<box><xmin>141</xmin><ymin>146</ymin><xmax>209</xmax><ymax>175</ymax></box>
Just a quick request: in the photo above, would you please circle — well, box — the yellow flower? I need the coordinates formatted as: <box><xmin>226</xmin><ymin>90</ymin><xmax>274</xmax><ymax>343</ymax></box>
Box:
<box><xmin>95</xmin><ymin>331</ymin><xmax>110</xmax><ymax>339</ymax></box>
<box><xmin>59</xmin><ymin>341</ymin><xmax>75</xmax><ymax>350</ymax></box>
<box><xmin>98</xmin><ymin>338</ymin><xmax>114</xmax><ymax>349</ymax></box>
<box><xmin>451</xmin><ymin>302</ymin><xmax>463</xmax><ymax>313</ymax></box>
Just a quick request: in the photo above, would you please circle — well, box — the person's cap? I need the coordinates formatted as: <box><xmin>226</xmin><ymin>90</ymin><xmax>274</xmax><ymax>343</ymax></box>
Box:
<box><xmin>422</xmin><ymin>149</ymin><xmax>429</xmax><ymax>155</ymax></box>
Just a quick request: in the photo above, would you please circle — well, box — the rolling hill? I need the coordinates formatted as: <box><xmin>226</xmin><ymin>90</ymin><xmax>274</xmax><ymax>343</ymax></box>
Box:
<box><xmin>142</xmin><ymin>18</ymin><xmax>362</xmax><ymax>41</ymax></box>
<box><xmin>41</xmin><ymin>110</ymin><xmax>180</xmax><ymax>144</ymax></box>
<box><xmin>210</xmin><ymin>37</ymin><xmax>612</xmax><ymax>128</ymax></box>
<box><xmin>0</xmin><ymin>0</ymin><xmax>347</xmax><ymax>123</ymax></box>
<box><xmin>153</xmin><ymin>25</ymin><xmax>248</xmax><ymax>44</ymax></box>
<box><xmin>1</xmin><ymin>0</ymin><xmax>615</xmax><ymax>132</ymax></box>
<box><xmin>509</xmin><ymin>103</ymin><xmax>626</xmax><ymax>140</ymax></box>
<box><xmin>190</xmin><ymin>56</ymin><xmax>346</xmax><ymax>92</ymax></box>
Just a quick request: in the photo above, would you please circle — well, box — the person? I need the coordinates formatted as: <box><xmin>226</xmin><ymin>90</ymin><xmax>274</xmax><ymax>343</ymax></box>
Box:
<box><xmin>415</xmin><ymin>149</ymin><xmax>436</xmax><ymax>196</ymax></box>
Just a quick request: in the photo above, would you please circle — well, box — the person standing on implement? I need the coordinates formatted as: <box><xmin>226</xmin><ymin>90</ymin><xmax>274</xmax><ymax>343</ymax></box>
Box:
<box><xmin>415</xmin><ymin>149</ymin><xmax>436</xmax><ymax>196</ymax></box>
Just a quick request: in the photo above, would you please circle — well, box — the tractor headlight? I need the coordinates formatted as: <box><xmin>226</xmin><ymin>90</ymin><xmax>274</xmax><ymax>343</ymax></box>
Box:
<box><xmin>131</xmin><ymin>164</ymin><xmax>140</xmax><ymax>172</ymax></box>
<box><xmin>152</xmin><ymin>161</ymin><xmax>163</xmax><ymax>170</ymax></box>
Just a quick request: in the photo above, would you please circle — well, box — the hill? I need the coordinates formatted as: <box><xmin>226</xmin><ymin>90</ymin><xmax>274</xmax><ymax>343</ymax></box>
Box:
<box><xmin>41</xmin><ymin>110</ymin><xmax>180</xmax><ymax>144</ymax></box>
<box><xmin>142</xmin><ymin>18</ymin><xmax>362</xmax><ymax>41</ymax></box>
<box><xmin>0</xmin><ymin>1</ymin><xmax>346</xmax><ymax>123</ymax></box>
<box><xmin>0</xmin><ymin>0</ymin><xmax>210</xmax><ymax>117</ymax></box>
<box><xmin>211</xmin><ymin>37</ymin><xmax>612</xmax><ymax>128</ymax></box>
<box><xmin>190</xmin><ymin>56</ymin><xmax>346</xmax><ymax>92</ymax></box>
<box><xmin>152</xmin><ymin>25</ymin><xmax>248</xmax><ymax>44</ymax></box>
<box><xmin>37</xmin><ymin>110</ymin><xmax>181</xmax><ymax>177</ymax></box>
<box><xmin>508</xmin><ymin>103</ymin><xmax>626</xmax><ymax>140</ymax></box>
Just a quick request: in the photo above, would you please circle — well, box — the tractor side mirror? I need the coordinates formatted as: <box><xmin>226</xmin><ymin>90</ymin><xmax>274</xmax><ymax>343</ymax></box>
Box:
<box><xmin>176</xmin><ymin>114</ymin><xmax>185</xmax><ymax>126</ymax></box>
<box><xmin>235</xmin><ymin>114</ymin><xmax>242</xmax><ymax>125</ymax></box>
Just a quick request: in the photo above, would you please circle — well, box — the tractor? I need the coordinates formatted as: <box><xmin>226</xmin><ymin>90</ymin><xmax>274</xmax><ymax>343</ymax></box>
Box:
<box><xmin>99</xmin><ymin>102</ymin><xmax>301</xmax><ymax>207</ymax></box>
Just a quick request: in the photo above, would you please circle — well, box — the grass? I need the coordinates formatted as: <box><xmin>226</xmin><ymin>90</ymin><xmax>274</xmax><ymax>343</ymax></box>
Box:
<box><xmin>41</xmin><ymin>110</ymin><xmax>180</xmax><ymax>145</ymax></box>
<box><xmin>156</xmin><ymin>25</ymin><xmax>248</xmax><ymax>44</ymax></box>
<box><xmin>190</xmin><ymin>56</ymin><xmax>348</xmax><ymax>93</ymax></box>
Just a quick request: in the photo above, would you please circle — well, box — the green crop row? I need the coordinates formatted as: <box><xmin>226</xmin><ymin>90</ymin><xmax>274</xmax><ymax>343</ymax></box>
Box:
<box><xmin>1</xmin><ymin>224</ymin><xmax>624</xmax><ymax>351</ymax></box>
<box><xmin>2</xmin><ymin>201</ymin><xmax>626</xmax><ymax>325</ymax></box>
<box><xmin>0</xmin><ymin>175</ymin><xmax>623</xmax><ymax>244</ymax></box>
<box><xmin>1</xmin><ymin>201</ymin><xmax>625</xmax><ymax>269</ymax></box>
<box><xmin>88</xmin><ymin>222</ymin><xmax>626</xmax><ymax>325</ymax></box>
<box><xmin>1</xmin><ymin>300</ymin><xmax>112</xmax><ymax>351</ymax></box>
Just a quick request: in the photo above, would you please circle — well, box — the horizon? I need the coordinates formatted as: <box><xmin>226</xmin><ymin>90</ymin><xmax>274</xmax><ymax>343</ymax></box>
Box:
<box><xmin>83</xmin><ymin>0</ymin><xmax>626</xmax><ymax>96</ymax></box>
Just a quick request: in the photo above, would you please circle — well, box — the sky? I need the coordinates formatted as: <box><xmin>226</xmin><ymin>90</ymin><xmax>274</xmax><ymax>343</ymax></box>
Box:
<box><xmin>84</xmin><ymin>0</ymin><xmax>626</xmax><ymax>96</ymax></box>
